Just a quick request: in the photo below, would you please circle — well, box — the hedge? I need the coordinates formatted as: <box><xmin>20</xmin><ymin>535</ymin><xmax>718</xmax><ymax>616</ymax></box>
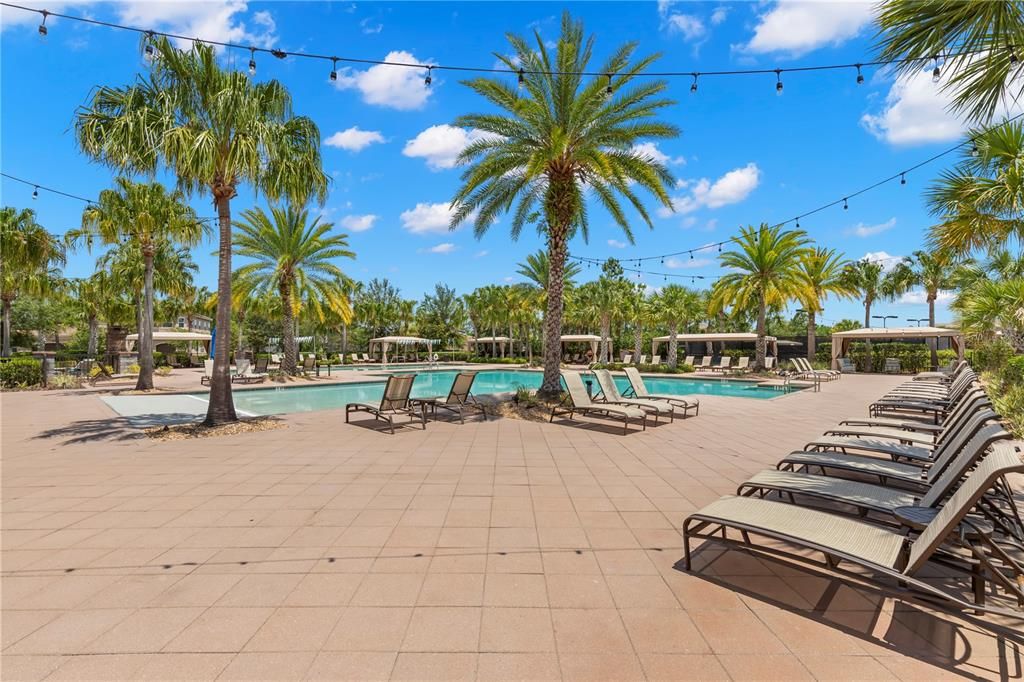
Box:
<box><xmin>0</xmin><ymin>358</ymin><xmax>43</xmax><ymax>388</ymax></box>
<box><xmin>814</xmin><ymin>342</ymin><xmax>957</xmax><ymax>373</ymax></box>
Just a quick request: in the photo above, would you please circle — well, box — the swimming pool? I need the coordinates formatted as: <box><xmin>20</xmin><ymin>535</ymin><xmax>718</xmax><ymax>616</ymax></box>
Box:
<box><xmin>209</xmin><ymin>369</ymin><xmax>790</xmax><ymax>416</ymax></box>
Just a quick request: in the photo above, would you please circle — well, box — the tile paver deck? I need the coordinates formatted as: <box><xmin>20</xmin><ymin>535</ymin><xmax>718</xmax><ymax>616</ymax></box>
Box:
<box><xmin>2</xmin><ymin>373</ymin><xmax>1021</xmax><ymax>681</ymax></box>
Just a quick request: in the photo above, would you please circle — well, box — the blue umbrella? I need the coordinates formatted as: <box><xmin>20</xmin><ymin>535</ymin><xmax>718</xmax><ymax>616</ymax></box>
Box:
<box><xmin>210</xmin><ymin>326</ymin><xmax>216</xmax><ymax>358</ymax></box>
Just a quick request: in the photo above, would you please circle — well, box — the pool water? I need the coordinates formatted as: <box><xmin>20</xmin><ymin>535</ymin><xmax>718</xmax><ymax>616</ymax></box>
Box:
<box><xmin>212</xmin><ymin>369</ymin><xmax>788</xmax><ymax>416</ymax></box>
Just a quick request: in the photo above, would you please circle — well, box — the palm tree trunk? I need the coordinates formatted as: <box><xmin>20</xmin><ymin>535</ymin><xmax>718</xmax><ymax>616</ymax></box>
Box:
<box><xmin>540</xmin><ymin>229</ymin><xmax>568</xmax><ymax>396</ymax></box>
<box><xmin>87</xmin><ymin>314</ymin><xmax>98</xmax><ymax>357</ymax></box>
<box><xmin>806</xmin><ymin>310</ymin><xmax>816</xmax><ymax>363</ymax></box>
<box><xmin>668</xmin><ymin>321</ymin><xmax>679</xmax><ymax>369</ymax></box>
<box><xmin>600</xmin><ymin>314</ymin><xmax>610</xmax><ymax>363</ymax></box>
<box><xmin>927</xmin><ymin>296</ymin><xmax>938</xmax><ymax>369</ymax></box>
<box><xmin>281</xmin><ymin>281</ymin><xmax>297</xmax><ymax>375</ymax></box>
<box><xmin>204</xmin><ymin>193</ymin><xmax>238</xmax><ymax>425</ymax></box>
<box><xmin>1</xmin><ymin>296</ymin><xmax>12</xmax><ymax>358</ymax></box>
<box><xmin>236</xmin><ymin>312</ymin><xmax>246</xmax><ymax>355</ymax></box>
<box><xmin>755</xmin><ymin>295</ymin><xmax>767</xmax><ymax>370</ymax></box>
<box><xmin>863</xmin><ymin>297</ymin><xmax>873</xmax><ymax>371</ymax></box>
<box><xmin>633</xmin><ymin>323</ymin><xmax>642</xmax><ymax>360</ymax></box>
<box><xmin>135</xmin><ymin>252</ymin><xmax>156</xmax><ymax>391</ymax></box>
<box><xmin>491</xmin><ymin>325</ymin><xmax>497</xmax><ymax>357</ymax></box>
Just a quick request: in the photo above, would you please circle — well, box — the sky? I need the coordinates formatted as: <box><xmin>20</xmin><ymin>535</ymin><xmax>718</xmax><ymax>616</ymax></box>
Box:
<box><xmin>0</xmin><ymin>0</ymin><xmax>995</xmax><ymax>326</ymax></box>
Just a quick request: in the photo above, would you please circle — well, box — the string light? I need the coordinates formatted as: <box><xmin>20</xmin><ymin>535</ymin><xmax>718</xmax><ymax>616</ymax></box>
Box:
<box><xmin>795</xmin><ymin>217</ymin><xmax>800</xmax><ymax>229</ymax></box>
<box><xmin>517</xmin><ymin>68</ymin><xmax>525</xmax><ymax>89</ymax></box>
<box><xmin>843</xmin><ymin>197</ymin><xmax>849</xmax><ymax>210</ymax></box>
<box><xmin>900</xmin><ymin>172</ymin><xmax>906</xmax><ymax>185</ymax></box>
<box><xmin>271</xmin><ymin>48</ymin><xmax>286</xmax><ymax>60</ymax></box>
<box><xmin>424</xmin><ymin>66</ymin><xmax>433</xmax><ymax>87</ymax></box>
<box><xmin>931</xmin><ymin>55</ymin><xmax>941</xmax><ymax>83</ymax></box>
<box><xmin>248</xmin><ymin>47</ymin><xmax>256</xmax><ymax>76</ymax></box>
<box><xmin>690</xmin><ymin>73</ymin><xmax>698</xmax><ymax>93</ymax></box>
<box><xmin>971</xmin><ymin>139</ymin><xmax>980</xmax><ymax>157</ymax></box>
<box><xmin>604</xmin><ymin>73</ymin><xmax>613</xmax><ymax>97</ymax></box>
<box><xmin>144</xmin><ymin>30</ymin><xmax>155</xmax><ymax>58</ymax></box>
<box><xmin>775</xmin><ymin>69</ymin><xmax>783</xmax><ymax>95</ymax></box>
<box><xmin>32</xmin><ymin>186</ymin><xmax>39</xmax><ymax>199</ymax></box>
<box><xmin>37</xmin><ymin>8</ymin><xmax>47</xmax><ymax>36</ymax></box>
<box><xmin>329</xmin><ymin>57</ymin><xmax>338</xmax><ymax>81</ymax></box>
<box><xmin>855</xmin><ymin>64</ymin><xmax>864</xmax><ymax>85</ymax></box>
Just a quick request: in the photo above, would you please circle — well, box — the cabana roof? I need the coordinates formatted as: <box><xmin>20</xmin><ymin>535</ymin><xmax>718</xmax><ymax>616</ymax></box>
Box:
<box><xmin>126</xmin><ymin>331</ymin><xmax>211</xmax><ymax>350</ymax></box>
<box><xmin>560</xmin><ymin>334</ymin><xmax>605</xmax><ymax>342</ymax></box>
<box><xmin>369</xmin><ymin>336</ymin><xmax>435</xmax><ymax>345</ymax></box>
<box><xmin>830</xmin><ymin>326</ymin><xmax>961</xmax><ymax>339</ymax></box>
<box><xmin>651</xmin><ymin>332</ymin><xmax>777</xmax><ymax>343</ymax></box>
<box><xmin>473</xmin><ymin>336</ymin><xmax>512</xmax><ymax>342</ymax></box>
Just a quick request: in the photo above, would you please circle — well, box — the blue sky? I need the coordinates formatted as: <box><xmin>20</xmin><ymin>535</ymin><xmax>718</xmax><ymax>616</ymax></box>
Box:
<box><xmin>0</xmin><ymin>1</ymin><xmax>986</xmax><ymax>325</ymax></box>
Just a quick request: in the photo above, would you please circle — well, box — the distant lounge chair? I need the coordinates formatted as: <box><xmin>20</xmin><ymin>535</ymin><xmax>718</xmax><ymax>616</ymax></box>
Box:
<box><xmin>710</xmin><ymin>356</ymin><xmax>732</xmax><ymax>373</ymax></box>
<box><xmin>254</xmin><ymin>356</ymin><xmax>270</xmax><ymax>374</ymax></box>
<box><xmin>550</xmin><ymin>370</ymin><xmax>647</xmax><ymax>434</ymax></box>
<box><xmin>764</xmin><ymin>356</ymin><xmax>776</xmax><ymax>371</ymax></box>
<box><xmin>651</xmin><ymin>355</ymin><xmax>661</xmax><ymax>365</ymax></box>
<box><xmin>592</xmin><ymin>369</ymin><xmax>674</xmax><ymax>422</ymax></box>
<box><xmin>622</xmin><ymin>354</ymin><xmax>633</xmax><ymax>364</ymax></box>
<box><xmin>350</xmin><ymin>353</ymin><xmax>361</xmax><ymax>364</ymax></box>
<box><xmin>301</xmin><ymin>354</ymin><xmax>316</xmax><ymax>375</ymax></box>
<box><xmin>270</xmin><ymin>353</ymin><xmax>282</xmax><ymax>367</ymax></box>
<box><xmin>416</xmin><ymin>371</ymin><xmax>487</xmax><ymax>424</ymax></box>
<box><xmin>731</xmin><ymin>356</ymin><xmax>751</xmax><ymax>373</ymax></box>
<box><xmin>345</xmin><ymin>374</ymin><xmax>424</xmax><ymax>434</ymax></box>
<box><xmin>697</xmin><ymin>356</ymin><xmax>713</xmax><ymax>370</ymax></box>
<box><xmin>623</xmin><ymin>367</ymin><xmax>699</xmax><ymax>417</ymax></box>
<box><xmin>884</xmin><ymin>358</ymin><xmax>901</xmax><ymax>374</ymax></box>
<box><xmin>362</xmin><ymin>353</ymin><xmax>373</xmax><ymax>363</ymax></box>
<box><xmin>201</xmin><ymin>359</ymin><xmax>214</xmax><ymax>385</ymax></box>
<box><xmin>638</xmin><ymin>354</ymin><xmax>648</xmax><ymax>364</ymax></box>
<box><xmin>683</xmin><ymin>356</ymin><xmax>695</xmax><ymax>367</ymax></box>
<box><xmin>838</xmin><ymin>357</ymin><xmax>857</xmax><ymax>373</ymax></box>
<box><xmin>232</xmin><ymin>358</ymin><xmax>266</xmax><ymax>384</ymax></box>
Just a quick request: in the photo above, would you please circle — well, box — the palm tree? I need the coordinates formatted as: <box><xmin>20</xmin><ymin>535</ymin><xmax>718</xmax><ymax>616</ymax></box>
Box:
<box><xmin>653</xmin><ymin>284</ymin><xmax>702</xmax><ymax>369</ymax></box>
<box><xmin>839</xmin><ymin>258</ymin><xmax>912</xmax><ymax>368</ymax></box>
<box><xmin>955</xmin><ymin>278</ymin><xmax>1024</xmax><ymax>350</ymax></box>
<box><xmin>71</xmin><ymin>272</ymin><xmax>115</xmax><ymax>357</ymax></box>
<box><xmin>232</xmin><ymin>206</ymin><xmax>355</xmax><ymax>375</ymax></box>
<box><xmin>417</xmin><ymin>284</ymin><xmax>468</xmax><ymax>350</ymax></box>
<box><xmin>449</xmin><ymin>13</ymin><xmax>678</xmax><ymax>394</ymax></box>
<box><xmin>623</xmin><ymin>284</ymin><xmax>653</xmax><ymax>361</ymax></box>
<box><xmin>895</xmin><ymin>250</ymin><xmax>959</xmax><ymax>368</ymax></box>
<box><xmin>925</xmin><ymin>122</ymin><xmax>1024</xmax><ymax>256</ymax></box>
<box><xmin>75</xmin><ymin>36</ymin><xmax>328</xmax><ymax>424</ymax></box>
<box><xmin>876</xmin><ymin>1</ymin><xmax>1024</xmax><ymax>123</ymax></box>
<box><xmin>711</xmin><ymin>225</ymin><xmax>811</xmax><ymax>369</ymax></box>
<box><xmin>795</xmin><ymin>248</ymin><xmax>852</xmax><ymax>362</ymax></box>
<box><xmin>0</xmin><ymin>207</ymin><xmax>66</xmax><ymax>357</ymax></box>
<box><xmin>71</xmin><ymin>179</ymin><xmax>204</xmax><ymax>390</ymax></box>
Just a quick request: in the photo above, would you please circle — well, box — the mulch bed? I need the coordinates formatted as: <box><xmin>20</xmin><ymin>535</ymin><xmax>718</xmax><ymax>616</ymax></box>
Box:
<box><xmin>144</xmin><ymin>417</ymin><xmax>286</xmax><ymax>441</ymax></box>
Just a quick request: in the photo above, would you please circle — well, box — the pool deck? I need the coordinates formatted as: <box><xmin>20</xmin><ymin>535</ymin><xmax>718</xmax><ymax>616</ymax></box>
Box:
<box><xmin>2</xmin><ymin>373</ymin><xmax>1021</xmax><ymax>681</ymax></box>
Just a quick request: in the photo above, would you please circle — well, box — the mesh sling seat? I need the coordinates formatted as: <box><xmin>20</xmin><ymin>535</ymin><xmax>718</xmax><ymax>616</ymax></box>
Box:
<box><xmin>835</xmin><ymin>388</ymin><xmax>989</xmax><ymax>434</ymax></box>
<box><xmin>622</xmin><ymin>367</ymin><xmax>699</xmax><ymax>417</ymax></box>
<box><xmin>345</xmin><ymin>374</ymin><xmax>424</xmax><ymax>434</ymax></box>
<box><xmin>550</xmin><ymin>370</ymin><xmax>646</xmax><ymax>435</ymax></box>
<box><xmin>592</xmin><ymin>369</ymin><xmax>674</xmax><ymax>423</ymax></box>
<box><xmin>683</xmin><ymin>445</ymin><xmax>1024</xmax><ymax>618</ymax></box>
<box><xmin>825</xmin><ymin>390</ymin><xmax>990</xmax><ymax>445</ymax></box>
<box><xmin>422</xmin><ymin>371</ymin><xmax>487</xmax><ymax>424</ymax></box>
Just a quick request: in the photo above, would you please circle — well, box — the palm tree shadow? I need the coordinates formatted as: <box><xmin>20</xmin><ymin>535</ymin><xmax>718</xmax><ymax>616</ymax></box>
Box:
<box><xmin>32</xmin><ymin>414</ymin><xmax>200</xmax><ymax>445</ymax></box>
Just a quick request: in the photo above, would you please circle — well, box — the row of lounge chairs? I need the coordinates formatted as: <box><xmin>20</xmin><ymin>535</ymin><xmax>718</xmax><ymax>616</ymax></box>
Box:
<box><xmin>345</xmin><ymin>371</ymin><xmax>486</xmax><ymax>433</ymax></box>
<box><xmin>550</xmin><ymin>369</ymin><xmax>700</xmax><ymax>434</ymax></box>
<box><xmin>683</xmin><ymin>360</ymin><xmax>1024</xmax><ymax>618</ymax></box>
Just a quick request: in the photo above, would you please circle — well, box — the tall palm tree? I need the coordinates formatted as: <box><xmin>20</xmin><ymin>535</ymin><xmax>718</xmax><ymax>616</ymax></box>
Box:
<box><xmin>895</xmin><ymin>250</ymin><xmax>959</xmax><ymax>367</ymax></box>
<box><xmin>449</xmin><ymin>13</ymin><xmax>678</xmax><ymax>395</ymax></box>
<box><xmin>955</xmin><ymin>278</ymin><xmax>1024</xmax><ymax>350</ymax></box>
<box><xmin>71</xmin><ymin>179</ymin><xmax>204</xmax><ymax>390</ymax></box>
<box><xmin>72</xmin><ymin>272</ymin><xmax>115</xmax><ymax>357</ymax></box>
<box><xmin>711</xmin><ymin>225</ymin><xmax>811</xmax><ymax>369</ymax></box>
<box><xmin>0</xmin><ymin>207</ymin><xmax>65</xmax><ymax>357</ymax></box>
<box><xmin>515</xmin><ymin>250</ymin><xmax>582</xmax><ymax>308</ymax></box>
<box><xmin>653</xmin><ymin>284</ymin><xmax>701</xmax><ymax>369</ymax></box>
<box><xmin>839</xmin><ymin>258</ymin><xmax>912</xmax><ymax>368</ymax></box>
<box><xmin>926</xmin><ymin>122</ymin><xmax>1024</xmax><ymax>256</ymax></box>
<box><xmin>75</xmin><ymin>36</ymin><xmax>328</xmax><ymax>424</ymax></box>
<box><xmin>232</xmin><ymin>206</ymin><xmax>355</xmax><ymax>375</ymax></box>
<box><xmin>876</xmin><ymin>1</ymin><xmax>1024</xmax><ymax>123</ymax></box>
<box><xmin>795</xmin><ymin>247</ymin><xmax>852</xmax><ymax>362</ymax></box>
<box><xmin>623</xmin><ymin>284</ymin><xmax>652</xmax><ymax>361</ymax></box>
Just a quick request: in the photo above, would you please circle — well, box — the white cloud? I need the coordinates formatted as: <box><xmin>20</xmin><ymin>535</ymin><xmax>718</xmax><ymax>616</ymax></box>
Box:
<box><xmin>340</xmin><ymin>214</ymin><xmax>378</xmax><ymax>233</ymax></box>
<box><xmin>115</xmin><ymin>1</ymin><xmax>277</xmax><ymax>51</ymax></box>
<box><xmin>632</xmin><ymin>142</ymin><xmax>685</xmax><ymax>166</ymax></box>
<box><xmin>742</xmin><ymin>1</ymin><xmax>874</xmax><ymax>57</ymax></box>
<box><xmin>681</xmin><ymin>217</ymin><xmax>698</xmax><ymax>229</ymax></box>
<box><xmin>607</xmin><ymin>239</ymin><xmax>627</xmax><ymax>249</ymax></box>
<box><xmin>426</xmin><ymin>242</ymin><xmax>456</xmax><ymax>254</ymax></box>
<box><xmin>898</xmin><ymin>288</ymin><xmax>955</xmax><ymax>305</ymax></box>
<box><xmin>660</xmin><ymin>163</ymin><xmax>761</xmax><ymax>216</ymax></box>
<box><xmin>474</xmin><ymin>250</ymin><xmax>489</xmax><ymax>258</ymax></box>
<box><xmin>710</xmin><ymin>6</ymin><xmax>729</xmax><ymax>25</ymax></box>
<box><xmin>324</xmin><ymin>126</ymin><xmax>386</xmax><ymax>152</ymax></box>
<box><xmin>334</xmin><ymin>50</ymin><xmax>433</xmax><ymax>110</ymax></box>
<box><xmin>400</xmin><ymin>202</ymin><xmax>471</xmax><ymax>235</ymax></box>
<box><xmin>658</xmin><ymin>0</ymin><xmax>706</xmax><ymax>42</ymax></box>
<box><xmin>360</xmin><ymin>17</ymin><xmax>382</xmax><ymax>34</ymax></box>
<box><xmin>862</xmin><ymin>251</ymin><xmax>902</xmax><ymax>272</ymax></box>
<box><xmin>665</xmin><ymin>257</ymin><xmax>714</xmax><ymax>269</ymax></box>
<box><xmin>503</xmin><ymin>276</ymin><xmax>516</xmax><ymax>283</ymax></box>
<box><xmin>403</xmin><ymin>125</ymin><xmax>492</xmax><ymax>170</ymax></box>
<box><xmin>860</xmin><ymin>69</ymin><xmax>965</xmax><ymax>145</ymax></box>
<box><xmin>845</xmin><ymin>217</ymin><xmax>896</xmax><ymax>238</ymax></box>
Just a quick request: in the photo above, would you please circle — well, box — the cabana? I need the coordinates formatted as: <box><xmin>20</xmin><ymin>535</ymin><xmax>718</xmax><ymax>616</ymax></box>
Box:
<box><xmin>560</xmin><ymin>334</ymin><xmax>612</xmax><ymax>362</ymax></box>
<box><xmin>651</xmin><ymin>332</ymin><xmax>777</xmax><ymax>358</ymax></box>
<box><xmin>830</xmin><ymin>326</ymin><xmax>965</xmax><ymax>370</ymax></box>
<box><xmin>370</xmin><ymin>336</ymin><xmax>436</xmax><ymax>364</ymax></box>
<box><xmin>471</xmin><ymin>336</ymin><xmax>513</xmax><ymax>357</ymax></box>
<box><xmin>125</xmin><ymin>330</ymin><xmax>212</xmax><ymax>352</ymax></box>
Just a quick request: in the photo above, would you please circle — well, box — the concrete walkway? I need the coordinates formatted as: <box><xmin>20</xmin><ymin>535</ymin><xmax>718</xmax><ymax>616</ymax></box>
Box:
<box><xmin>2</xmin><ymin>374</ymin><xmax>1019</xmax><ymax>681</ymax></box>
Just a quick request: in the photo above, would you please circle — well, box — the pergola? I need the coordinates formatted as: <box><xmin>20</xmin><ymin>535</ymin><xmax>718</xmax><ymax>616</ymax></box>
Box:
<box><xmin>369</xmin><ymin>336</ymin><xmax>436</xmax><ymax>364</ymax></box>
<box><xmin>125</xmin><ymin>330</ymin><xmax>212</xmax><ymax>352</ymax></box>
<box><xmin>830</xmin><ymin>326</ymin><xmax>965</xmax><ymax>370</ymax></box>
<box><xmin>651</xmin><ymin>332</ymin><xmax>777</xmax><ymax>358</ymax></box>
<box><xmin>560</xmin><ymin>334</ymin><xmax>611</xmax><ymax>360</ymax></box>
<box><xmin>471</xmin><ymin>336</ymin><xmax>513</xmax><ymax>357</ymax></box>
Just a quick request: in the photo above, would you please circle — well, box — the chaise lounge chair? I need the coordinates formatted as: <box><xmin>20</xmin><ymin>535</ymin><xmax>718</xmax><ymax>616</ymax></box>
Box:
<box><xmin>683</xmin><ymin>445</ymin><xmax>1024</xmax><ymax>617</ymax></box>
<box><xmin>232</xmin><ymin>358</ymin><xmax>267</xmax><ymax>384</ymax></box>
<box><xmin>592</xmin><ymin>369</ymin><xmax>675</xmax><ymax>423</ymax></box>
<box><xmin>709</xmin><ymin>356</ymin><xmax>732</xmax><ymax>373</ymax></box>
<box><xmin>651</xmin><ymin>355</ymin><xmax>661</xmax><ymax>365</ymax></box>
<box><xmin>731</xmin><ymin>356</ymin><xmax>751</xmax><ymax>374</ymax></box>
<box><xmin>622</xmin><ymin>367</ymin><xmax>699</xmax><ymax>417</ymax></box>
<box><xmin>550</xmin><ymin>370</ymin><xmax>647</xmax><ymax>434</ymax></box>
<box><xmin>696</xmin><ymin>356</ymin><xmax>713</xmax><ymax>371</ymax></box>
<box><xmin>622</xmin><ymin>354</ymin><xmax>633</xmax><ymax>364</ymax></box>
<box><xmin>416</xmin><ymin>371</ymin><xmax>487</xmax><ymax>424</ymax></box>
<box><xmin>201</xmin><ymin>359</ymin><xmax>214</xmax><ymax>385</ymax></box>
<box><xmin>683</xmin><ymin>355</ymin><xmax>695</xmax><ymax>367</ymax></box>
<box><xmin>345</xmin><ymin>374</ymin><xmax>424</xmax><ymax>434</ymax></box>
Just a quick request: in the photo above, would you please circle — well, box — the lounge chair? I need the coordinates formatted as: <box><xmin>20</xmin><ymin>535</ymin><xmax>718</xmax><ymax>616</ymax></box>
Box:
<box><xmin>232</xmin><ymin>358</ymin><xmax>267</xmax><ymax>384</ymax></box>
<box><xmin>622</xmin><ymin>367</ymin><xmax>699</xmax><ymax>417</ymax></box>
<box><xmin>300</xmin><ymin>354</ymin><xmax>316</xmax><ymax>375</ymax></box>
<box><xmin>270</xmin><ymin>353</ymin><xmax>281</xmax><ymax>367</ymax></box>
<box><xmin>683</xmin><ymin>445</ymin><xmax>1024</xmax><ymax>617</ymax></box>
<box><xmin>622</xmin><ymin>354</ymin><xmax>633</xmax><ymax>364</ymax></box>
<box><xmin>350</xmin><ymin>353</ymin><xmax>361</xmax><ymax>364</ymax></box>
<box><xmin>731</xmin><ymin>357</ymin><xmax>751</xmax><ymax>374</ymax></box>
<box><xmin>638</xmin><ymin>354</ymin><xmax>648</xmax><ymax>365</ymax></box>
<box><xmin>794</xmin><ymin>357</ymin><xmax>838</xmax><ymax>381</ymax></box>
<box><xmin>914</xmin><ymin>360</ymin><xmax>966</xmax><ymax>383</ymax></box>
<box><xmin>764</xmin><ymin>356</ymin><xmax>776</xmax><ymax>371</ymax></box>
<box><xmin>201</xmin><ymin>359</ymin><xmax>214</xmax><ymax>385</ymax></box>
<box><xmin>345</xmin><ymin>374</ymin><xmax>424</xmax><ymax>433</ymax></box>
<box><xmin>838</xmin><ymin>357</ymin><xmax>857</xmax><ymax>373</ymax></box>
<box><xmin>416</xmin><ymin>371</ymin><xmax>487</xmax><ymax>424</ymax></box>
<box><xmin>884</xmin><ymin>358</ymin><xmax>901</xmax><ymax>374</ymax></box>
<box><xmin>592</xmin><ymin>369</ymin><xmax>675</xmax><ymax>423</ymax></box>
<box><xmin>709</xmin><ymin>356</ymin><xmax>732</xmax><ymax>373</ymax></box>
<box><xmin>550</xmin><ymin>370</ymin><xmax>647</xmax><ymax>434</ymax></box>
<box><xmin>697</xmin><ymin>356</ymin><xmax>713</xmax><ymax>370</ymax></box>
<box><xmin>361</xmin><ymin>353</ymin><xmax>372</xmax><ymax>363</ymax></box>
<box><xmin>651</xmin><ymin>354</ymin><xmax>661</xmax><ymax>365</ymax></box>
<box><xmin>254</xmin><ymin>356</ymin><xmax>270</xmax><ymax>374</ymax></box>
<box><xmin>683</xmin><ymin>355</ymin><xmax>695</xmax><ymax>367</ymax></box>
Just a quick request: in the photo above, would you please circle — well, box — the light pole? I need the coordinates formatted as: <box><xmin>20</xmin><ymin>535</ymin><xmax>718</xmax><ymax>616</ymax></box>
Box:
<box><xmin>906</xmin><ymin>318</ymin><xmax>928</xmax><ymax>327</ymax></box>
<box><xmin>871</xmin><ymin>314</ymin><xmax>898</xmax><ymax>329</ymax></box>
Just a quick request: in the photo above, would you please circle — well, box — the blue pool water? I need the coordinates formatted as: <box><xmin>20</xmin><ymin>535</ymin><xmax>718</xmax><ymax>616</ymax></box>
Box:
<box><xmin>211</xmin><ymin>369</ymin><xmax>787</xmax><ymax>416</ymax></box>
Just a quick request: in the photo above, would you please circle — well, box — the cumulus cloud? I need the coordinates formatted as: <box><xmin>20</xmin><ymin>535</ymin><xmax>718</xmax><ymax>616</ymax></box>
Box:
<box><xmin>360</xmin><ymin>17</ymin><xmax>382</xmax><ymax>34</ymax></box>
<box><xmin>324</xmin><ymin>126</ymin><xmax>386</xmax><ymax>152</ymax></box>
<box><xmin>632</xmin><ymin>142</ymin><xmax>685</xmax><ymax>166</ymax></box>
<box><xmin>845</xmin><ymin>217</ymin><xmax>896</xmax><ymax>238</ymax></box>
<box><xmin>400</xmin><ymin>202</ymin><xmax>471</xmax><ymax>235</ymax></box>
<box><xmin>115</xmin><ymin>1</ymin><xmax>278</xmax><ymax>51</ymax></box>
<box><xmin>334</xmin><ymin>50</ymin><xmax>434</xmax><ymax>110</ymax></box>
<box><xmin>474</xmin><ymin>250</ymin><xmax>489</xmax><ymax>258</ymax></box>
<box><xmin>403</xmin><ymin>125</ymin><xmax>492</xmax><ymax>170</ymax></box>
<box><xmin>425</xmin><ymin>242</ymin><xmax>456</xmax><ymax>254</ymax></box>
<box><xmin>658</xmin><ymin>0</ymin><xmax>706</xmax><ymax>42</ymax></box>
<box><xmin>898</xmin><ymin>288</ymin><xmax>955</xmax><ymax>305</ymax></box>
<box><xmin>665</xmin><ymin>257</ymin><xmax>714</xmax><ymax>269</ymax></box>
<box><xmin>607</xmin><ymin>239</ymin><xmax>627</xmax><ymax>249</ymax></box>
<box><xmin>340</xmin><ymin>214</ymin><xmax>378</xmax><ymax>233</ymax></box>
<box><xmin>862</xmin><ymin>250</ymin><xmax>902</xmax><ymax>272</ymax></box>
<box><xmin>860</xmin><ymin>69</ymin><xmax>967</xmax><ymax>145</ymax></box>
<box><xmin>710</xmin><ymin>6</ymin><xmax>729</xmax><ymax>25</ymax></box>
<box><xmin>742</xmin><ymin>1</ymin><xmax>874</xmax><ymax>57</ymax></box>
<box><xmin>660</xmin><ymin>163</ymin><xmax>761</xmax><ymax>216</ymax></box>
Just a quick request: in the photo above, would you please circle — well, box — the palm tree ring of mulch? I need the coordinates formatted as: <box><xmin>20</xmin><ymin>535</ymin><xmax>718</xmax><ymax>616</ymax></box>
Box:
<box><xmin>145</xmin><ymin>417</ymin><xmax>286</xmax><ymax>440</ymax></box>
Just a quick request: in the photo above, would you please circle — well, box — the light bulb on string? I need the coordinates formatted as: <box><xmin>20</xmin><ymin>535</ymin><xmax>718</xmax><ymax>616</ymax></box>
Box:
<box><xmin>518</xmin><ymin>68</ymin><xmax>525</xmax><ymax>90</ymax></box>
<box><xmin>855</xmin><ymin>64</ymin><xmax>864</xmax><ymax>85</ymax></box>
<box><xmin>248</xmin><ymin>48</ymin><xmax>256</xmax><ymax>76</ymax></box>
<box><xmin>605</xmin><ymin>73</ymin><xmax>614</xmax><ymax>98</ymax></box>
<box><xmin>330</xmin><ymin>58</ymin><xmax>338</xmax><ymax>81</ymax></box>
<box><xmin>424</xmin><ymin>66</ymin><xmax>433</xmax><ymax>87</ymax></box>
<box><xmin>931</xmin><ymin>55</ymin><xmax>941</xmax><ymax>83</ymax></box>
<box><xmin>690</xmin><ymin>73</ymin><xmax>698</xmax><ymax>94</ymax></box>
<box><xmin>971</xmin><ymin>139</ymin><xmax>980</xmax><ymax>157</ymax></box>
<box><xmin>38</xmin><ymin>10</ymin><xmax>48</xmax><ymax>36</ymax></box>
<box><xmin>795</xmin><ymin>217</ymin><xmax>800</xmax><ymax>229</ymax></box>
<box><xmin>689</xmin><ymin>251</ymin><xmax>694</xmax><ymax>260</ymax></box>
<box><xmin>775</xmin><ymin>69</ymin><xmax>783</xmax><ymax>95</ymax></box>
<box><xmin>32</xmin><ymin>186</ymin><xmax>39</xmax><ymax>200</ymax></box>
<box><xmin>144</xmin><ymin>31</ymin><xmax>155</xmax><ymax>59</ymax></box>
<box><xmin>900</xmin><ymin>173</ymin><xmax>907</xmax><ymax>185</ymax></box>
<box><xmin>843</xmin><ymin>197</ymin><xmax>849</xmax><ymax>210</ymax></box>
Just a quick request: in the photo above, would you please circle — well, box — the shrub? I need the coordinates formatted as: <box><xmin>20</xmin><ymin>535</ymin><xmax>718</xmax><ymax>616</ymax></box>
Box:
<box><xmin>971</xmin><ymin>340</ymin><xmax>1015</xmax><ymax>372</ymax></box>
<box><xmin>155</xmin><ymin>366</ymin><xmax>173</xmax><ymax>376</ymax></box>
<box><xmin>0</xmin><ymin>358</ymin><xmax>43</xmax><ymax>388</ymax></box>
<box><xmin>49</xmin><ymin>373</ymin><xmax>81</xmax><ymax>389</ymax></box>
<box><xmin>89</xmin><ymin>364</ymin><xmax>113</xmax><ymax>379</ymax></box>
<box><xmin>127</xmin><ymin>363</ymin><xmax>141</xmax><ymax>374</ymax></box>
